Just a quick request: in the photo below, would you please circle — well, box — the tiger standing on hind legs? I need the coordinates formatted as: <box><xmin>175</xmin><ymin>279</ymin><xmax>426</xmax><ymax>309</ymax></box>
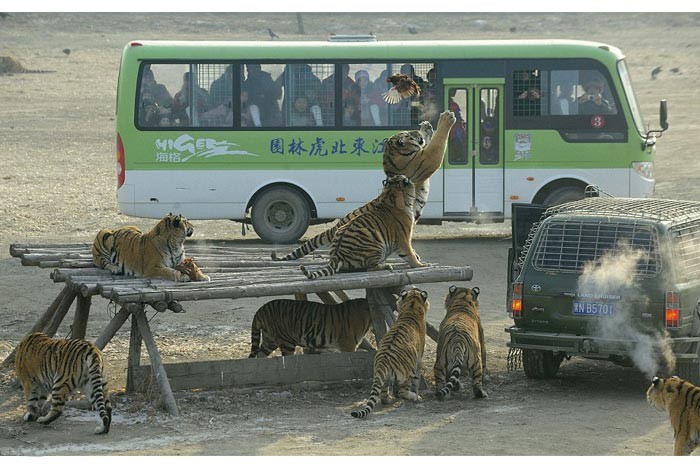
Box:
<box><xmin>434</xmin><ymin>286</ymin><xmax>488</xmax><ymax>401</ymax></box>
<box><xmin>300</xmin><ymin>174</ymin><xmax>424</xmax><ymax>280</ymax></box>
<box><xmin>271</xmin><ymin>111</ymin><xmax>454</xmax><ymax>263</ymax></box>
<box><xmin>351</xmin><ymin>288</ymin><xmax>429</xmax><ymax>419</ymax></box>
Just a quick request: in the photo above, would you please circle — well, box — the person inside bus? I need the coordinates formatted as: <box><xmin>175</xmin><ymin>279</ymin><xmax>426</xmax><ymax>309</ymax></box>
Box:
<box><xmin>371</xmin><ymin>69</ymin><xmax>390</xmax><ymax>125</ymax></box>
<box><xmin>578</xmin><ymin>78</ymin><xmax>613</xmax><ymax>114</ymax></box>
<box><xmin>354</xmin><ymin>69</ymin><xmax>382</xmax><ymax>126</ymax></box>
<box><xmin>320</xmin><ymin>63</ymin><xmax>359</xmax><ymax>126</ymax></box>
<box><xmin>513</xmin><ymin>70</ymin><xmax>541</xmax><ymax>117</ymax></box>
<box><xmin>448</xmin><ymin>88</ymin><xmax>467</xmax><ymax>163</ymax></box>
<box><xmin>552</xmin><ymin>80</ymin><xmax>576</xmax><ymax>115</ymax></box>
<box><xmin>139</xmin><ymin>67</ymin><xmax>173</xmax><ymax>126</ymax></box>
<box><xmin>288</xmin><ymin>95</ymin><xmax>320</xmax><ymax>126</ymax></box>
<box><xmin>243</xmin><ymin>63</ymin><xmax>282</xmax><ymax>126</ymax></box>
<box><xmin>171</xmin><ymin>71</ymin><xmax>210</xmax><ymax>126</ymax></box>
<box><xmin>421</xmin><ymin>67</ymin><xmax>439</xmax><ymax>125</ymax></box>
<box><xmin>277</xmin><ymin>64</ymin><xmax>323</xmax><ymax>126</ymax></box>
<box><xmin>201</xmin><ymin>65</ymin><xmax>234</xmax><ymax>126</ymax></box>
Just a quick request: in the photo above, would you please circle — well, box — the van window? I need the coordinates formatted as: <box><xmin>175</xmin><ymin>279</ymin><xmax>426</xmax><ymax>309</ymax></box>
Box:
<box><xmin>671</xmin><ymin>221</ymin><xmax>700</xmax><ymax>281</ymax></box>
<box><xmin>532</xmin><ymin>220</ymin><xmax>661</xmax><ymax>277</ymax></box>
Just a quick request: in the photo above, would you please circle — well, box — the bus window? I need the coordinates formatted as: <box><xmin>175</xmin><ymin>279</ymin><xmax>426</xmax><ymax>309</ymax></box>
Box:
<box><xmin>513</xmin><ymin>69</ymin><xmax>542</xmax><ymax>117</ymax></box>
<box><xmin>347</xmin><ymin>64</ymin><xmax>386</xmax><ymax>127</ymax></box>
<box><xmin>277</xmin><ymin>63</ymin><xmax>332</xmax><ymax>127</ymax></box>
<box><xmin>138</xmin><ymin>63</ymin><xmax>181</xmax><ymax>128</ymax></box>
<box><xmin>550</xmin><ymin>69</ymin><xmax>618</xmax><ymax>117</ymax></box>
<box><xmin>241</xmin><ymin>63</ymin><xmax>283</xmax><ymax>127</ymax></box>
<box><xmin>480</xmin><ymin>88</ymin><xmax>500</xmax><ymax>165</ymax></box>
<box><xmin>387</xmin><ymin>62</ymin><xmax>434</xmax><ymax>127</ymax></box>
<box><xmin>448</xmin><ymin>88</ymin><xmax>468</xmax><ymax>165</ymax></box>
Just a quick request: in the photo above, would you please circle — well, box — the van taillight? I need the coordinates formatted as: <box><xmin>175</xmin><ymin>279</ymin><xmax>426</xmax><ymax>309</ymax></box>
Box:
<box><xmin>116</xmin><ymin>133</ymin><xmax>125</xmax><ymax>189</ymax></box>
<box><xmin>511</xmin><ymin>282</ymin><xmax>523</xmax><ymax>318</ymax></box>
<box><xmin>665</xmin><ymin>291</ymin><xmax>681</xmax><ymax>328</ymax></box>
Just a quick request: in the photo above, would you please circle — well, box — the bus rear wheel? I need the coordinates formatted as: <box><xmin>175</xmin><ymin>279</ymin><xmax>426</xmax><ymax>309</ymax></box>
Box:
<box><xmin>251</xmin><ymin>187</ymin><xmax>310</xmax><ymax>244</ymax></box>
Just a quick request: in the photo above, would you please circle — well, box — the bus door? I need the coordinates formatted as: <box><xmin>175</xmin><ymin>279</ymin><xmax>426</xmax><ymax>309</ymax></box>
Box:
<box><xmin>442</xmin><ymin>81</ymin><xmax>504</xmax><ymax>217</ymax></box>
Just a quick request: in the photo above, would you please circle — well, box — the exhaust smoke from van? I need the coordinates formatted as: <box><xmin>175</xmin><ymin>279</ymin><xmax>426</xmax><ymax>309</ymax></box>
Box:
<box><xmin>577</xmin><ymin>245</ymin><xmax>676</xmax><ymax>378</ymax></box>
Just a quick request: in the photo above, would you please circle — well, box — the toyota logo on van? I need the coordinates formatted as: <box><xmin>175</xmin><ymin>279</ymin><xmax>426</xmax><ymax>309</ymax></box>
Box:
<box><xmin>530</xmin><ymin>284</ymin><xmax>542</xmax><ymax>292</ymax></box>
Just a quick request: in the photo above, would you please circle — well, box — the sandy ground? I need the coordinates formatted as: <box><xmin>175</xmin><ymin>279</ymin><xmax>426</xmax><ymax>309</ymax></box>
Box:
<box><xmin>1</xmin><ymin>12</ymin><xmax>700</xmax><ymax>456</ymax></box>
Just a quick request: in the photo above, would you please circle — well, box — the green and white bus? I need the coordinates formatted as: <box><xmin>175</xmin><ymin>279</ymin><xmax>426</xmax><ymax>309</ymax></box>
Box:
<box><xmin>116</xmin><ymin>38</ymin><xmax>668</xmax><ymax>243</ymax></box>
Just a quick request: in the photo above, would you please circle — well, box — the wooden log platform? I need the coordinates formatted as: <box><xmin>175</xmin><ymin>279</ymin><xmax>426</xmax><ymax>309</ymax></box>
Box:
<box><xmin>8</xmin><ymin>241</ymin><xmax>473</xmax><ymax>415</ymax></box>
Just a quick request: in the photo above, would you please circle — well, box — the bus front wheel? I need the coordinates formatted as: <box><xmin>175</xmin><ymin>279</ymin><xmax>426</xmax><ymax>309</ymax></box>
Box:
<box><xmin>251</xmin><ymin>187</ymin><xmax>310</xmax><ymax>244</ymax></box>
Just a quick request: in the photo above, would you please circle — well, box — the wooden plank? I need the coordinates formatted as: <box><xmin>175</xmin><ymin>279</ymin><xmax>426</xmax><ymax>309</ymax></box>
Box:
<box><xmin>109</xmin><ymin>266</ymin><xmax>473</xmax><ymax>304</ymax></box>
<box><xmin>131</xmin><ymin>351</ymin><xmax>375</xmax><ymax>392</ymax></box>
<box><xmin>132</xmin><ymin>306</ymin><xmax>179</xmax><ymax>416</ymax></box>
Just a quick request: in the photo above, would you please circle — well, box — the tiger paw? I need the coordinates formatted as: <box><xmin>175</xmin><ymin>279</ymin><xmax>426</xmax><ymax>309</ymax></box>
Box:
<box><xmin>37</xmin><ymin>414</ymin><xmax>55</xmax><ymax>425</ymax></box>
<box><xmin>23</xmin><ymin>412</ymin><xmax>37</xmax><ymax>422</ymax></box>
<box><xmin>175</xmin><ymin>271</ymin><xmax>191</xmax><ymax>282</ymax></box>
<box><xmin>438</xmin><ymin>110</ymin><xmax>457</xmax><ymax>128</ymax></box>
<box><xmin>418</xmin><ymin>120</ymin><xmax>434</xmax><ymax>141</ymax></box>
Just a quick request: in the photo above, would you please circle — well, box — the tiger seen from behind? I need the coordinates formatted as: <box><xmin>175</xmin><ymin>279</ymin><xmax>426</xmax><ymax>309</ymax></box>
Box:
<box><xmin>92</xmin><ymin>213</ymin><xmax>197</xmax><ymax>282</ymax></box>
<box><xmin>434</xmin><ymin>286</ymin><xmax>488</xmax><ymax>400</ymax></box>
<box><xmin>249</xmin><ymin>298</ymin><xmax>372</xmax><ymax>357</ymax></box>
<box><xmin>351</xmin><ymin>288</ymin><xmax>429</xmax><ymax>419</ymax></box>
<box><xmin>14</xmin><ymin>333</ymin><xmax>112</xmax><ymax>434</ymax></box>
<box><xmin>300</xmin><ymin>174</ymin><xmax>424</xmax><ymax>280</ymax></box>
<box><xmin>647</xmin><ymin>375</ymin><xmax>700</xmax><ymax>455</ymax></box>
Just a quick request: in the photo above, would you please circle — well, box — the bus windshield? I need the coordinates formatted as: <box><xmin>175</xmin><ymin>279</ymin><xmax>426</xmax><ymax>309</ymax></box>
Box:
<box><xmin>617</xmin><ymin>59</ymin><xmax>645</xmax><ymax>136</ymax></box>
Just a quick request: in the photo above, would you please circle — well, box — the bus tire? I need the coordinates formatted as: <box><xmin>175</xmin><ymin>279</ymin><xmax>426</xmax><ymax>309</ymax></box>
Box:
<box><xmin>542</xmin><ymin>185</ymin><xmax>585</xmax><ymax>207</ymax></box>
<box><xmin>251</xmin><ymin>187</ymin><xmax>310</xmax><ymax>244</ymax></box>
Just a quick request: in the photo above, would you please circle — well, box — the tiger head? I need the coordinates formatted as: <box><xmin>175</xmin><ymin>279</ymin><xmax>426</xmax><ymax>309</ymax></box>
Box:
<box><xmin>396</xmin><ymin>288</ymin><xmax>430</xmax><ymax>317</ymax></box>
<box><xmin>647</xmin><ymin>376</ymin><xmax>685</xmax><ymax>412</ymax></box>
<box><xmin>381</xmin><ymin>174</ymin><xmax>415</xmax><ymax>214</ymax></box>
<box><xmin>382</xmin><ymin>130</ymin><xmax>428</xmax><ymax>176</ymax></box>
<box><xmin>444</xmin><ymin>285</ymin><xmax>480</xmax><ymax>311</ymax></box>
<box><xmin>153</xmin><ymin>213</ymin><xmax>194</xmax><ymax>240</ymax></box>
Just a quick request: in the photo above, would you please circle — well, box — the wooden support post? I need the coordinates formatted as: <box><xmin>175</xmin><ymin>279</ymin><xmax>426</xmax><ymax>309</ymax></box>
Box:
<box><xmin>94</xmin><ymin>307</ymin><xmax>130</xmax><ymax>350</ymax></box>
<box><xmin>2</xmin><ymin>286</ymin><xmax>71</xmax><ymax>367</ymax></box>
<box><xmin>315</xmin><ymin>291</ymin><xmax>338</xmax><ymax>305</ymax></box>
<box><xmin>366</xmin><ymin>288</ymin><xmax>398</xmax><ymax>342</ymax></box>
<box><xmin>44</xmin><ymin>287</ymin><xmax>78</xmax><ymax>337</ymax></box>
<box><xmin>126</xmin><ymin>314</ymin><xmax>142</xmax><ymax>393</ymax></box>
<box><xmin>132</xmin><ymin>305</ymin><xmax>179</xmax><ymax>416</ymax></box>
<box><xmin>426</xmin><ymin>322</ymin><xmax>440</xmax><ymax>343</ymax></box>
<box><xmin>71</xmin><ymin>295</ymin><xmax>91</xmax><ymax>339</ymax></box>
<box><xmin>294</xmin><ymin>293</ymin><xmax>307</xmax><ymax>301</ymax></box>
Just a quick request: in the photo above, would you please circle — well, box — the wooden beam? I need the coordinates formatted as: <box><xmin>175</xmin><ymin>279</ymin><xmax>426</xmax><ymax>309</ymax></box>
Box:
<box><xmin>71</xmin><ymin>295</ymin><xmax>91</xmax><ymax>339</ymax></box>
<box><xmin>94</xmin><ymin>307</ymin><xmax>130</xmax><ymax>350</ymax></box>
<box><xmin>130</xmin><ymin>351</ymin><xmax>375</xmax><ymax>392</ymax></box>
<box><xmin>126</xmin><ymin>314</ymin><xmax>142</xmax><ymax>393</ymax></box>
<box><xmin>132</xmin><ymin>306</ymin><xmax>179</xmax><ymax>416</ymax></box>
<box><xmin>315</xmin><ymin>291</ymin><xmax>338</xmax><ymax>305</ymax></box>
<box><xmin>43</xmin><ymin>287</ymin><xmax>78</xmax><ymax>337</ymax></box>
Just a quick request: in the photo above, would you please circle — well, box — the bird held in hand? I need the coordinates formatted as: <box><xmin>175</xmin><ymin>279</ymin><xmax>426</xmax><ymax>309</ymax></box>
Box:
<box><xmin>382</xmin><ymin>73</ymin><xmax>421</xmax><ymax>104</ymax></box>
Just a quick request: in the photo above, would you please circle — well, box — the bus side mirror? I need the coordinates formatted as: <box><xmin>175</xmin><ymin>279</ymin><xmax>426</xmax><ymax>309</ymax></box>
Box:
<box><xmin>660</xmin><ymin>100</ymin><xmax>669</xmax><ymax>131</ymax></box>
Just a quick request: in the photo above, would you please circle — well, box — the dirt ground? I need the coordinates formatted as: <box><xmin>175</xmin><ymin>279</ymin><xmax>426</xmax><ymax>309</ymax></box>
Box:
<box><xmin>1</xmin><ymin>12</ymin><xmax>700</xmax><ymax>456</ymax></box>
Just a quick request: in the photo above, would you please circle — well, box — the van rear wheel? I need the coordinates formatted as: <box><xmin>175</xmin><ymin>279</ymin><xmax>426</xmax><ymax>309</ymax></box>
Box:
<box><xmin>522</xmin><ymin>349</ymin><xmax>563</xmax><ymax>379</ymax></box>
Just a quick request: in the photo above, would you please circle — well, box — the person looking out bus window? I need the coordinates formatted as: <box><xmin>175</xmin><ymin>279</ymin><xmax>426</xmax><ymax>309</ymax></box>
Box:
<box><xmin>139</xmin><ymin>67</ymin><xmax>173</xmax><ymax>126</ymax></box>
<box><xmin>171</xmin><ymin>71</ymin><xmax>210</xmax><ymax>126</ymax></box>
<box><xmin>277</xmin><ymin>64</ymin><xmax>324</xmax><ymax>126</ymax></box>
<box><xmin>243</xmin><ymin>64</ymin><xmax>282</xmax><ymax>126</ymax></box>
<box><xmin>578</xmin><ymin>78</ymin><xmax>613</xmax><ymax>114</ymax></box>
<box><xmin>354</xmin><ymin>69</ymin><xmax>382</xmax><ymax>126</ymax></box>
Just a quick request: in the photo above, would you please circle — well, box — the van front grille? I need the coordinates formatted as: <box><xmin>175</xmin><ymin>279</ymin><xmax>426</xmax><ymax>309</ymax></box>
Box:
<box><xmin>532</xmin><ymin>220</ymin><xmax>660</xmax><ymax>276</ymax></box>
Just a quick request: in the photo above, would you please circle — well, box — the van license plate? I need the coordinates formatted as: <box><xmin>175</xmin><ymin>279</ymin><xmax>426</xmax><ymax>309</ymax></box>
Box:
<box><xmin>572</xmin><ymin>301</ymin><xmax>615</xmax><ymax>316</ymax></box>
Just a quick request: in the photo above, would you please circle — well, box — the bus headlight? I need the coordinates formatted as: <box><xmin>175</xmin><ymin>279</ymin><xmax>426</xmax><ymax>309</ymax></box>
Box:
<box><xmin>632</xmin><ymin>161</ymin><xmax>653</xmax><ymax>180</ymax></box>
